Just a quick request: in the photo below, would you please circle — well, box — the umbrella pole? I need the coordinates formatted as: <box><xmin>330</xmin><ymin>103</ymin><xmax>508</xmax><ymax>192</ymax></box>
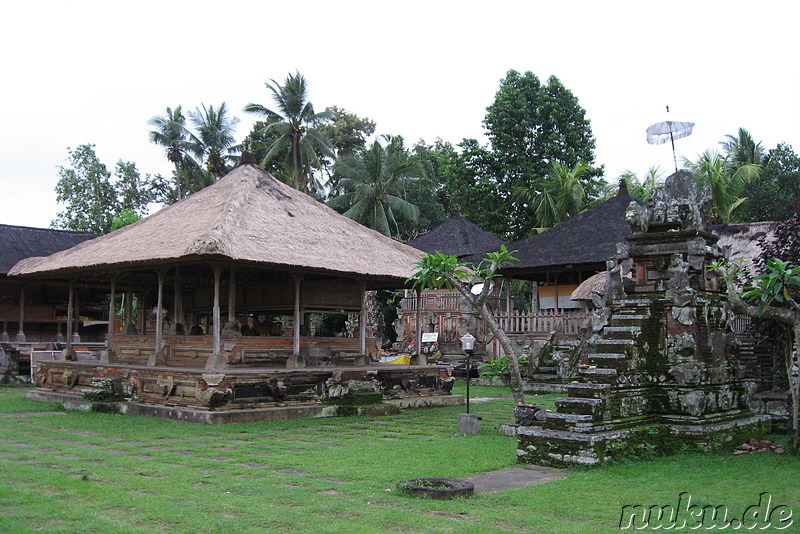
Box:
<box><xmin>669</xmin><ymin>130</ymin><xmax>678</xmax><ymax>173</ymax></box>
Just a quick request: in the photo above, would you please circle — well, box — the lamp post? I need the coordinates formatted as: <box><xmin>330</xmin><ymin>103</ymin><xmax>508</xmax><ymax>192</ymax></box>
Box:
<box><xmin>460</xmin><ymin>332</ymin><xmax>475</xmax><ymax>414</ymax></box>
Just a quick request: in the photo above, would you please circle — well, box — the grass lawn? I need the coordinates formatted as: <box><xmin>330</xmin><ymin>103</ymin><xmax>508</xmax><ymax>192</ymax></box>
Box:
<box><xmin>0</xmin><ymin>383</ymin><xmax>796</xmax><ymax>533</ymax></box>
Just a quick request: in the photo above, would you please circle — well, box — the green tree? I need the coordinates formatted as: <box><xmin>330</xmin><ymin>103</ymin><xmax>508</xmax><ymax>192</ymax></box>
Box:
<box><xmin>408</xmin><ymin>247</ymin><xmax>527</xmax><ymax>405</ymax></box>
<box><xmin>721</xmin><ymin>127</ymin><xmax>766</xmax><ymax>167</ymax></box>
<box><xmin>328</xmin><ymin>136</ymin><xmax>422</xmax><ymax>238</ymax></box>
<box><xmin>53</xmin><ymin>145</ymin><xmax>161</xmax><ymax>235</ymax></box>
<box><xmin>684</xmin><ymin>150</ymin><xmax>760</xmax><ymax>223</ymax></box>
<box><xmin>512</xmin><ymin>161</ymin><xmax>590</xmax><ymax>231</ymax></box>
<box><xmin>458</xmin><ymin>70</ymin><xmax>600</xmax><ymax>239</ymax></box>
<box><xmin>148</xmin><ymin>106</ymin><xmax>192</xmax><ymax>201</ymax></box>
<box><xmin>244</xmin><ymin>72</ymin><xmax>334</xmax><ymax>193</ymax></box>
<box><xmin>744</xmin><ymin>143</ymin><xmax>800</xmax><ymax>222</ymax></box>
<box><xmin>188</xmin><ymin>102</ymin><xmax>240</xmax><ymax>179</ymax></box>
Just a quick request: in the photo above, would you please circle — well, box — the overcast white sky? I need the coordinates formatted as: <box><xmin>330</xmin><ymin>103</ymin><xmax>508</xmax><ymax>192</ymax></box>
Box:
<box><xmin>1</xmin><ymin>0</ymin><xmax>798</xmax><ymax>228</ymax></box>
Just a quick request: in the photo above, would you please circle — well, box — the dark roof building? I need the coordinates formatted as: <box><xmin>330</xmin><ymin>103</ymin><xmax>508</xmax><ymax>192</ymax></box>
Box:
<box><xmin>499</xmin><ymin>182</ymin><xmax>643</xmax><ymax>280</ymax></box>
<box><xmin>406</xmin><ymin>217</ymin><xmax>505</xmax><ymax>265</ymax></box>
<box><xmin>0</xmin><ymin>224</ymin><xmax>94</xmax><ymax>274</ymax></box>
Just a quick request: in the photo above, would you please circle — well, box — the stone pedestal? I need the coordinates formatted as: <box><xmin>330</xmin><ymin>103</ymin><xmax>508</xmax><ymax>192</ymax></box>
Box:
<box><xmin>457</xmin><ymin>413</ymin><xmax>479</xmax><ymax>435</ymax></box>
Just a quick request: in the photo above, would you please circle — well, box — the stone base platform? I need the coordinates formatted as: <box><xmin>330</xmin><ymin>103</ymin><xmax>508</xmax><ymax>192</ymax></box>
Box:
<box><xmin>25</xmin><ymin>388</ymin><xmax>463</xmax><ymax>424</ymax></box>
<box><xmin>516</xmin><ymin>414</ymin><xmax>772</xmax><ymax>466</ymax></box>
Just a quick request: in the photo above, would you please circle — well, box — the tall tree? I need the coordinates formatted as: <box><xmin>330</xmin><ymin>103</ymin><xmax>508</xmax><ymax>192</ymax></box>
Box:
<box><xmin>188</xmin><ymin>102</ymin><xmax>240</xmax><ymax>179</ymax></box>
<box><xmin>458</xmin><ymin>70</ymin><xmax>600</xmax><ymax>239</ymax></box>
<box><xmin>52</xmin><ymin>145</ymin><xmax>162</xmax><ymax>235</ymax></box>
<box><xmin>244</xmin><ymin>72</ymin><xmax>334</xmax><ymax>193</ymax></box>
<box><xmin>148</xmin><ymin>106</ymin><xmax>191</xmax><ymax>201</ymax></box>
<box><xmin>328</xmin><ymin>136</ymin><xmax>422</xmax><ymax>237</ymax></box>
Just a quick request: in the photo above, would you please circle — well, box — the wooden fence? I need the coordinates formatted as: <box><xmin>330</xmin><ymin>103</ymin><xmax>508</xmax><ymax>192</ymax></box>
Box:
<box><xmin>496</xmin><ymin>309</ymin><xmax>591</xmax><ymax>335</ymax></box>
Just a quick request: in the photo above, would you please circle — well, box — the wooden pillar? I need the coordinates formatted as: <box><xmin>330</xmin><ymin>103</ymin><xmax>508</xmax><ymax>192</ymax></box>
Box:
<box><xmin>65</xmin><ymin>280</ymin><xmax>74</xmax><ymax>350</ymax></box>
<box><xmin>15</xmin><ymin>286</ymin><xmax>25</xmax><ymax>342</ymax></box>
<box><xmin>227</xmin><ymin>267</ymin><xmax>236</xmax><ymax>324</ymax></box>
<box><xmin>123</xmin><ymin>287</ymin><xmax>133</xmax><ymax>334</ymax></box>
<box><xmin>1</xmin><ymin>321</ymin><xmax>8</xmax><ymax>342</ymax></box>
<box><xmin>287</xmin><ymin>273</ymin><xmax>305</xmax><ymax>368</ymax></box>
<box><xmin>61</xmin><ymin>279</ymin><xmax>77</xmax><ymax>360</ymax></box>
<box><xmin>415</xmin><ymin>289</ymin><xmax>422</xmax><ymax>361</ymax></box>
<box><xmin>174</xmin><ymin>267</ymin><xmax>183</xmax><ymax>333</ymax></box>
<box><xmin>102</xmin><ymin>275</ymin><xmax>118</xmax><ymax>363</ymax></box>
<box><xmin>359</xmin><ymin>281</ymin><xmax>368</xmax><ymax>363</ymax></box>
<box><xmin>212</xmin><ymin>264</ymin><xmax>222</xmax><ymax>356</ymax></box>
<box><xmin>150</xmin><ymin>269</ymin><xmax>166</xmax><ymax>366</ymax></box>
<box><xmin>204</xmin><ymin>264</ymin><xmax>227</xmax><ymax>370</ymax></box>
<box><xmin>72</xmin><ymin>288</ymin><xmax>81</xmax><ymax>343</ymax></box>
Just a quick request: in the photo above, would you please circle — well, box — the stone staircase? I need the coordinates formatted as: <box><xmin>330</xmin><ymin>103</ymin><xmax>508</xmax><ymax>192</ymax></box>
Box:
<box><xmin>525</xmin><ymin>336</ymin><xmax>585</xmax><ymax>394</ymax></box>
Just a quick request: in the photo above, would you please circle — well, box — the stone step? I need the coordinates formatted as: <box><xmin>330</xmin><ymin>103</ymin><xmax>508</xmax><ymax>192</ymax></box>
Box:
<box><xmin>577</xmin><ymin>368</ymin><xmax>618</xmax><ymax>384</ymax></box>
<box><xmin>615</xmin><ymin>298</ymin><xmax>653</xmax><ymax>306</ymax></box>
<box><xmin>542</xmin><ymin>411</ymin><xmax>595</xmax><ymax>431</ymax></box>
<box><xmin>592</xmin><ymin>339</ymin><xmax>634</xmax><ymax>353</ymax></box>
<box><xmin>566</xmin><ymin>382</ymin><xmax>612</xmax><ymax>399</ymax></box>
<box><xmin>603</xmin><ymin>326</ymin><xmax>640</xmax><ymax>339</ymax></box>
<box><xmin>528</xmin><ymin>373</ymin><xmax>560</xmax><ymax>381</ymax></box>
<box><xmin>555</xmin><ymin>397</ymin><xmax>603</xmax><ymax>416</ymax></box>
<box><xmin>587</xmin><ymin>353</ymin><xmax>630</xmax><ymax>372</ymax></box>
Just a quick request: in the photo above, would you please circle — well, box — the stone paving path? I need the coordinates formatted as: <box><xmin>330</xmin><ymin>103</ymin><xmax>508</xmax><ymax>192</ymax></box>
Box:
<box><xmin>465</xmin><ymin>465</ymin><xmax>565</xmax><ymax>493</ymax></box>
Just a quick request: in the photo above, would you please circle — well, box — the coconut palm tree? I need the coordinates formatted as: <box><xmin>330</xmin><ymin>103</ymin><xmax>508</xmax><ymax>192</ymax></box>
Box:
<box><xmin>721</xmin><ymin>128</ymin><xmax>766</xmax><ymax>167</ymax></box>
<box><xmin>188</xmin><ymin>102</ymin><xmax>240</xmax><ymax>180</ymax></box>
<box><xmin>513</xmin><ymin>161</ymin><xmax>590</xmax><ymax>231</ymax></box>
<box><xmin>684</xmin><ymin>149</ymin><xmax>760</xmax><ymax>223</ymax></box>
<box><xmin>148</xmin><ymin>106</ymin><xmax>191</xmax><ymax>200</ymax></box>
<box><xmin>328</xmin><ymin>136</ymin><xmax>422</xmax><ymax>238</ymax></box>
<box><xmin>244</xmin><ymin>72</ymin><xmax>334</xmax><ymax>193</ymax></box>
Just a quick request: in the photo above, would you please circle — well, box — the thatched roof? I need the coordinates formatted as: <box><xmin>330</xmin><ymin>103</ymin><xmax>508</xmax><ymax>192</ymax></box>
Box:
<box><xmin>9</xmin><ymin>164</ymin><xmax>425</xmax><ymax>288</ymax></box>
<box><xmin>405</xmin><ymin>217</ymin><xmax>505</xmax><ymax>265</ymax></box>
<box><xmin>0</xmin><ymin>224</ymin><xmax>93</xmax><ymax>275</ymax></box>
<box><xmin>570</xmin><ymin>271</ymin><xmax>608</xmax><ymax>301</ymax></box>
<box><xmin>500</xmin><ymin>183</ymin><xmax>643</xmax><ymax>278</ymax></box>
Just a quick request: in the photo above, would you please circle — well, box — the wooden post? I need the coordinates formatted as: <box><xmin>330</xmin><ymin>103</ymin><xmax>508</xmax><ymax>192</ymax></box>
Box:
<box><xmin>61</xmin><ymin>279</ymin><xmax>77</xmax><ymax>360</ymax></box>
<box><xmin>102</xmin><ymin>275</ymin><xmax>118</xmax><ymax>363</ymax></box>
<box><xmin>174</xmin><ymin>267</ymin><xmax>183</xmax><ymax>334</ymax></box>
<box><xmin>228</xmin><ymin>267</ymin><xmax>236</xmax><ymax>324</ymax></box>
<box><xmin>72</xmin><ymin>287</ymin><xmax>81</xmax><ymax>343</ymax></box>
<box><xmin>359</xmin><ymin>281</ymin><xmax>367</xmax><ymax>363</ymax></box>
<box><xmin>204</xmin><ymin>264</ymin><xmax>227</xmax><ymax>370</ymax></box>
<box><xmin>294</xmin><ymin>274</ymin><xmax>302</xmax><ymax>359</ymax></box>
<box><xmin>66</xmin><ymin>280</ymin><xmax>74</xmax><ymax>350</ymax></box>
<box><xmin>154</xmin><ymin>269</ymin><xmax>166</xmax><ymax>362</ymax></box>
<box><xmin>212</xmin><ymin>264</ymin><xmax>222</xmax><ymax>356</ymax></box>
<box><xmin>415</xmin><ymin>289</ymin><xmax>422</xmax><ymax>362</ymax></box>
<box><xmin>1</xmin><ymin>321</ymin><xmax>8</xmax><ymax>342</ymax></box>
<box><xmin>15</xmin><ymin>286</ymin><xmax>25</xmax><ymax>342</ymax></box>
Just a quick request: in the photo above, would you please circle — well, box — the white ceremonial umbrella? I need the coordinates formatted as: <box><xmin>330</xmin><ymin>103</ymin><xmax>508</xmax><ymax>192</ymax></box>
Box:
<box><xmin>646</xmin><ymin>106</ymin><xmax>695</xmax><ymax>172</ymax></box>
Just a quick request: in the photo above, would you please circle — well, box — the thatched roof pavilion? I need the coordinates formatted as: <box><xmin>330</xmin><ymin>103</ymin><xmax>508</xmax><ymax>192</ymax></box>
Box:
<box><xmin>9</xmin><ymin>161</ymin><xmax>458</xmax><ymax>420</ymax></box>
<box><xmin>10</xmin><ymin>161</ymin><xmax>425</xmax><ymax>367</ymax></box>
<box><xmin>406</xmin><ymin>217</ymin><xmax>505</xmax><ymax>265</ymax></box>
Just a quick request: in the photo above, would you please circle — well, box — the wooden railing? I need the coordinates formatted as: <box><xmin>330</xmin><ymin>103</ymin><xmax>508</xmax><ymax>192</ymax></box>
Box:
<box><xmin>496</xmin><ymin>309</ymin><xmax>591</xmax><ymax>335</ymax></box>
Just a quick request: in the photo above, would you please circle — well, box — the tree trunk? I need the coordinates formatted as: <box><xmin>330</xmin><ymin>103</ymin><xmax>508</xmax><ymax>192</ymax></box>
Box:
<box><xmin>476</xmin><ymin>302</ymin><xmax>526</xmax><ymax>405</ymax></box>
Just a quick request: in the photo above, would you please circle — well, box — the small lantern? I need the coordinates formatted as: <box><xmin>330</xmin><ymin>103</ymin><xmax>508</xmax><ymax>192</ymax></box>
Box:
<box><xmin>460</xmin><ymin>332</ymin><xmax>475</xmax><ymax>353</ymax></box>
